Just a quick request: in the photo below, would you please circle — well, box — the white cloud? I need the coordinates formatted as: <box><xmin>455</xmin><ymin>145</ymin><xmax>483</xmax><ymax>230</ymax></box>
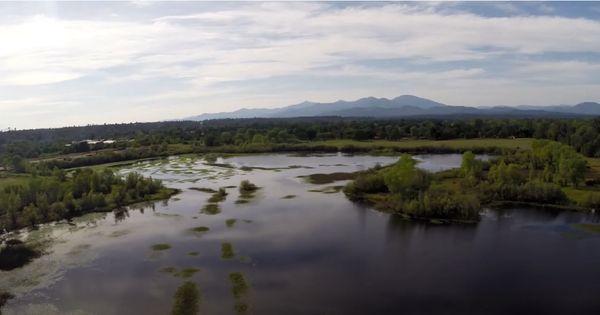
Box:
<box><xmin>0</xmin><ymin>3</ymin><xmax>599</xmax><ymax>128</ymax></box>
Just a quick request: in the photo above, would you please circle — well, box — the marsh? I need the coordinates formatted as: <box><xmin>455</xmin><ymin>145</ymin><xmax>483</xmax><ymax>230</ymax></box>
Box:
<box><xmin>1</xmin><ymin>153</ymin><xmax>599</xmax><ymax>314</ymax></box>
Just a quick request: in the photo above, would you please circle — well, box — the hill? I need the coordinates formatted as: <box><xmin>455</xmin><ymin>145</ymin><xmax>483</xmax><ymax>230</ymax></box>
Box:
<box><xmin>186</xmin><ymin>96</ymin><xmax>600</xmax><ymax>120</ymax></box>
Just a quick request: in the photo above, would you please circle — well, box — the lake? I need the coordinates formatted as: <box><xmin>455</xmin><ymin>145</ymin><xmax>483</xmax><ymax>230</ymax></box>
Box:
<box><xmin>1</xmin><ymin>153</ymin><xmax>600</xmax><ymax>314</ymax></box>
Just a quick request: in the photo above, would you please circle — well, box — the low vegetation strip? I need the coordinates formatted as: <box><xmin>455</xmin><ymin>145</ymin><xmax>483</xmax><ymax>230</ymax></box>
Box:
<box><xmin>308</xmin><ymin>138</ymin><xmax>534</xmax><ymax>151</ymax></box>
<box><xmin>5</xmin><ymin>138</ymin><xmax>534</xmax><ymax>172</ymax></box>
<box><xmin>299</xmin><ymin>172</ymin><xmax>357</xmax><ymax>185</ymax></box>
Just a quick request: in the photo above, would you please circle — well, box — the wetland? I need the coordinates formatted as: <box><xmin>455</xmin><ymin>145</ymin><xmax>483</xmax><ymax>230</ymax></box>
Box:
<box><xmin>1</xmin><ymin>153</ymin><xmax>600</xmax><ymax>314</ymax></box>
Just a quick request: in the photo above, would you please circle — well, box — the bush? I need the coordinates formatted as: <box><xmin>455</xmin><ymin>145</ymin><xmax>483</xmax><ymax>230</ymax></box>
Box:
<box><xmin>389</xmin><ymin>186</ymin><xmax>481</xmax><ymax>221</ymax></box>
<box><xmin>343</xmin><ymin>173</ymin><xmax>387</xmax><ymax>200</ymax></box>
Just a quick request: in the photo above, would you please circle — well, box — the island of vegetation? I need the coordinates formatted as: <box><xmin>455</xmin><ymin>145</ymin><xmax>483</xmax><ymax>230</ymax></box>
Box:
<box><xmin>0</xmin><ymin>167</ymin><xmax>176</xmax><ymax>232</ymax></box>
<box><xmin>344</xmin><ymin>140</ymin><xmax>599</xmax><ymax>222</ymax></box>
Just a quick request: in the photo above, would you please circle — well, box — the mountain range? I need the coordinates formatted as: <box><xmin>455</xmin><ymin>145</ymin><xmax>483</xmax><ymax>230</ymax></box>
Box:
<box><xmin>185</xmin><ymin>95</ymin><xmax>600</xmax><ymax>120</ymax></box>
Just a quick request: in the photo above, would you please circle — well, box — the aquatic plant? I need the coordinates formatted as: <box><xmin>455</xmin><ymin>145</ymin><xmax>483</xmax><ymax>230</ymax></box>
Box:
<box><xmin>151</xmin><ymin>243</ymin><xmax>172</xmax><ymax>251</ymax></box>
<box><xmin>221</xmin><ymin>242</ymin><xmax>235</xmax><ymax>259</ymax></box>
<box><xmin>176</xmin><ymin>268</ymin><xmax>201</xmax><ymax>278</ymax></box>
<box><xmin>234</xmin><ymin>301</ymin><xmax>249</xmax><ymax>314</ymax></box>
<box><xmin>201</xmin><ymin>203</ymin><xmax>220</xmax><ymax>215</ymax></box>
<box><xmin>189</xmin><ymin>187</ymin><xmax>217</xmax><ymax>193</ymax></box>
<box><xmin>154</xmin><ymin>212</ymin><xmax>181</xmax><ymax>218</ymax></box>
<box><xmin>239</xmin><ymin>180</ymin><xmax>259</xmax><ymax>193</ymax></box>
<box><xmin>208</xmin><ymin>188</ymin><xmax>228</xmax><ymax>203</ymax></box>
<box><xmin>236</xmin><ymin>180</ymin><xmax>260</xmax><ymax>204</ymax></box>
<box><xmin>300</xmin><ymin>172</ymin><xmax>357</xmax><ymax>184</ymax></box>
<box><xmin>109</xmin><ymin>230</ymin><xmax>130</xmax><ymax>237</ymax></box>
<box><xmin>160</xmin><ymin>266</ymin><xmax>177</xmax><ymax>274</ymax></box>
<box><xmin>190</xmin><ymin>226</ymin><xmax>210</xmax><ymax>233</ymax></box>
<box><xmin>308</xmin><ymin>186</ymin><xmax>344</xmax><ymax>194</ymax></box>
<box><xmin>188</xmin><ymin>252</ymin><xmax>199</xmax><ymax>256</ymax></box>
<box><xmin>229</xmin><ymin>272</ymin><xmax>249</xmax><ymax>299</ymax></box>
<box><xmin>226</xmin><ymin>219</ymin><xmax>237</xmax><ymax>228</ymax></box>
<box><xmin>161</xmin><ymin>266</ymin><xmax>200</xmax><ymax>278</ymax></box>
<box><xmin>171</xmin><ymin>281</ymin><xmax>200</xmax><ymax>315</ymax></box>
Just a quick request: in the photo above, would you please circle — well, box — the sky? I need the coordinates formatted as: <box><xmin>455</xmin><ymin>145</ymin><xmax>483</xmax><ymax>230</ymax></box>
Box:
<box><xmin>1</xmin><ymin>1</ymin><xmax>600</xmax><ymax>130</ymax></box>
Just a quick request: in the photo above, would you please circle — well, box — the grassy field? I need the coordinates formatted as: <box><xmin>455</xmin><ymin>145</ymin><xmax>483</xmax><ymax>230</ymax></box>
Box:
<box><xmin>586</xmin><ymin>157</ymin><xmax>600</xmax><ymax>180</ymax></box>
<box><xmin>0</xmin><ymin>173</ymin><xmax>31</xmax><ymax>190</ymax></box>
<box><xmin>307</xmin><ymin>138</ymin><xmax>534</xmax><ymax>151</ymax></box>
<box><xmin>564</xmin><ymin>187</ymin><xmax>600</xmax><ymax>205</ymax></box>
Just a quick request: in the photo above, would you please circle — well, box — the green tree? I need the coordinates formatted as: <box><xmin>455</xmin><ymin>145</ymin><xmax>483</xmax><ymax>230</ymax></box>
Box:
<box><xmin>383</xmin><ymin>154</ymin><xmax>429</xmax><ymax>198</ymax></box>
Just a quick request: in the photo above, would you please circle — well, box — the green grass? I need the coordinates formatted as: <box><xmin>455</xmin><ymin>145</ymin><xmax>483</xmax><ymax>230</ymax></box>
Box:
<box><xmin>308</xmin><ymin>138</ymin><xmax>534</xmax><ymax>151</ymax></box>
<box><xmin>563</xmin><ymin>187</ymin><xmax>600</xmax><ymax>205</ymax></box>
<box><xmin>151</xmin><ymin>243</ymin><xmax>172</xmax><ymax>251</ymax></box>
<box><xmin>0</xmin><ymin>173</ymin><xmax>32</xmax><ymax>190</ymax></box>
<box><xmin>586</xmin><ymin>157</ymin><xmax>600</xmax><ymax>180</ymax></box>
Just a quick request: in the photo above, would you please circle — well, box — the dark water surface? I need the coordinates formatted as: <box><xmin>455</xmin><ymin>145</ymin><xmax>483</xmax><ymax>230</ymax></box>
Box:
<box><xmin>2</xmin><ymin>153</ymin><xmax>599</xmax><ymax>314</ymax></box>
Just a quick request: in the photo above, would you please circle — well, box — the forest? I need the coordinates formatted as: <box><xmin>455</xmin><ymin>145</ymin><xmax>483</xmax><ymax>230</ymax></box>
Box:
<box><xmin>1</xmin><ymin>117</ymin><xmax>600</xmax><ymax>164</ymax></box>
<box><xmin>344</xmin><ymin>140</ymin><xmax>599</xmax><ymax>222</ymax></box>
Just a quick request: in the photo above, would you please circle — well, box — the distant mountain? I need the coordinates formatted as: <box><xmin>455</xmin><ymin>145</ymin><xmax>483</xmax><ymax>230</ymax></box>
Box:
<box><xmin>185</xmin><ymin>96</ymin><xmax>600</xmax><ymax>120</ymax></box>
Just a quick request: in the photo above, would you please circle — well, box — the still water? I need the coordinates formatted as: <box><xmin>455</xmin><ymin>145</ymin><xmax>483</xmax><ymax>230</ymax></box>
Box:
<box><xmin>2</xmin><ymin>153</ymin><xmax>599</xmax><ymax>314</ymax></box>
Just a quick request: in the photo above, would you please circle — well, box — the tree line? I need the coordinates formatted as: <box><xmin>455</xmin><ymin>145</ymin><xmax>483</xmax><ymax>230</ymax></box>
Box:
<box><xmin>1</xmin><ymin>118</ymin><xmax>600</xmax><ymax>164</ymax></box>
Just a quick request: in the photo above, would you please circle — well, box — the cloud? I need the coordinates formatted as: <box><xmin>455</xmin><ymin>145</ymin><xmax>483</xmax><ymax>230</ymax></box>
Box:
<box><xmin>0</xmin><ymin>3</ymin><xmax>600</xmax><ymax>128</ymax></box>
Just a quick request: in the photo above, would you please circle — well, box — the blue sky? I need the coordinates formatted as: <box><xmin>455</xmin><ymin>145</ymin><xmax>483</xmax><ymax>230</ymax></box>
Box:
<box><xmin>1</xmin><ymin>1</ymin><xmax>600</xmax><ymax>129</ymax></box>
